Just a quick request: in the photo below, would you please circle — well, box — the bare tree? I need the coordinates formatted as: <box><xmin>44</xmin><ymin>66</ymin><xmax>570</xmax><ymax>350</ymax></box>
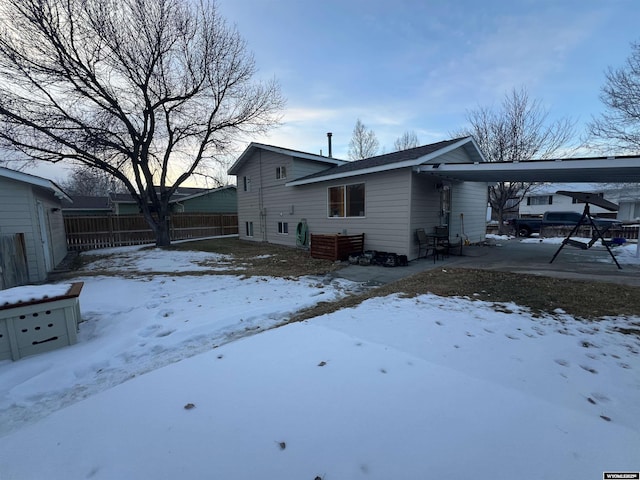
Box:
<box><xmin>589</xmin><ymin>41</ymin><xmax>640</xmax><ymax>153</ymax></box>
<box><xmin>348</xmin><ymin>119</ymin><xmax>379</xmax><ymax>160</ymax></box>
<box><xmin>61</xmin><ymin>165</ymin><xmax>127</xmax><ymax>196</ymax></box>
<box><xmin>0</xmin><ymin>0</ymin><xmax>284</xmax><ymax>246</ymax></box>
<box><xmin>455</xmin><ymin>87</ymin><xmax>576</xmax><ymax>233</ymax></box>
<box><xmin>393</xmin><ymin>131</ymin><xmax>419</xmax><ymax>151</ymax></box>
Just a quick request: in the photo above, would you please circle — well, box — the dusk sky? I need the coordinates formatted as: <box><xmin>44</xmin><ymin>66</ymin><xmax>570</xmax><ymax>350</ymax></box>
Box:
<box><xmin>24</xmin><ymin>0</ymin><xmax>640</xmax><ymax>182</ymax></box>
<box><xmin>218</xmin><ymin>0</ymin><xmax>640</xmax><ymax>158</ymax></box>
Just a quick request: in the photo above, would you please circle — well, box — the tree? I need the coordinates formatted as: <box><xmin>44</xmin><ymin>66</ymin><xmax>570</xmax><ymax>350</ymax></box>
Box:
<box><xmin>0</xmin><ymin>0</ymin><xmax>284</xmax><ymax>246</ymax></box>
<box><xmin>393</xmin><ymin>131</ymin><xmax>419</xmax><ymax>151</ymax></box>
<box><xmin>61</xmin><ymin>165</ymin><xmax>127</xmax><ymax>196</ymax></box>
<box><xmin>589</xmin><ymin>41</ymin><xmax>640</xmax><ymax>153</ymax></box>
<box><xmin>348</xmin><ymin>119</ymin><xmax>379</xmax><ymax>160</ymax></box>
<box><xmin>455</xmin><ymin>88</ymin><xmax>575</xmax><ymax>233</ymax></box>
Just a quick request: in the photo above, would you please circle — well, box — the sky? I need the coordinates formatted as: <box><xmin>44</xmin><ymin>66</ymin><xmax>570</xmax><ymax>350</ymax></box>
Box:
<box><xmin>0</xmin><ymin>240</ymin><xmax>638</xmax><ymax>478</ymax></box>
<box><xmin>21</xmin><ymin>0</ymin><xmax>640</xmax><ymax>184</ymax></box>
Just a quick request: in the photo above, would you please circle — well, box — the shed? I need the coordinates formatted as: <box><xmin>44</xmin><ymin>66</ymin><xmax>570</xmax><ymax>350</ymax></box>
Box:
<box><xmin>0</xmin><ymin>167</ymin><xmax>71</xmax><ymax>288</ymax></box>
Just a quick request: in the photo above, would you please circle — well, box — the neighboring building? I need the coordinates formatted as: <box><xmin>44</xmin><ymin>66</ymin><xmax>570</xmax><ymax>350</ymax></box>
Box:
<box><xmin>520</xmin><ymin>183</ymin><xmax>640</xmax><ymax>221</ymax></box>
<box><xmin>0</xmin><ymin>166</ymin><xmax>71</xmax><ymax>285</ymax></box>
<box><xmin>228</xmin><ymin>137</ymin><xmax>489</xmax><ymax>260</ymax></box>
<box><xmin>62</xmin><ymin>186</ymin><xmax>237</xmax><ymax>216</ymax></box>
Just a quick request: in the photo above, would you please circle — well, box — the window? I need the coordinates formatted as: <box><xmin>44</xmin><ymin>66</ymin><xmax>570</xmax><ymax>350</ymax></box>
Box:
<box><xmin>245</xmin><ymin>221</ymin><xmax>254</xmax><ymax>237</ymax></box>
<box><xmin>277</xmin><ymin>221</ymin><xmax>288</xmax><ymax>234</ymax></box>
<box><xmin>527</xmin><ymin>195</ymin><xmax>552</xmax><ymax>206</ymax></box>
<box><xmin>276</xmin><ymin>166</ymin><xmax>287</xmax><ymax>179</ymax></box>
<box><xmin>243</xmin><ymin>176</ymin><xmax>251</xmax><ymax>192</ymax></box>
<box><xmin>573</xmin><ymin>192</ymin><xmax>603</xmax><ymax>204</ymax></box>
<box><xmin>328</xmin><ymin>183</ymin><xmax>365</xmax><ymax>217</ymax></box>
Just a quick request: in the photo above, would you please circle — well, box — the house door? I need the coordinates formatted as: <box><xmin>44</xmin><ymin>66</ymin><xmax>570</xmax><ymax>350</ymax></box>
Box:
<box><xmin>37</xmin><ymin>201</ymin><xmax>53</xmax><ymax>272</ymax></box>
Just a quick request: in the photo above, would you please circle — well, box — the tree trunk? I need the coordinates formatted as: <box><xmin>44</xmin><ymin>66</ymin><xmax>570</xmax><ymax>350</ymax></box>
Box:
<box><xmin>496</xmin><ymin>207</ymin><xmax>506</xmax><ymax>235</ymax></box>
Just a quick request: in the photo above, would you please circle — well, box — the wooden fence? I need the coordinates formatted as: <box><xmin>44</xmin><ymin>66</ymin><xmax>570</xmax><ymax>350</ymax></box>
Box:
<box><xmin>0</xmin><ymin>233</ymin><xmax>29</xmax><ymax>290</ymax></box>
<box><xmin>64</xmin><ymin>213</ymin><xmax>238</xmax><ymax>251</ymax></box>
<box><xmin>310</xmin><ymin>233</ymin><xmax>365</xmax><ymax>261</ymax></box>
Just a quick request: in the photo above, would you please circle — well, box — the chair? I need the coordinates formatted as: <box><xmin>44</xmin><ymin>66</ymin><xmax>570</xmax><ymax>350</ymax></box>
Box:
<box><xmin>416</xmin><ymin>229</ymin><xmax>430</xmax><ymax>259</ymax></box>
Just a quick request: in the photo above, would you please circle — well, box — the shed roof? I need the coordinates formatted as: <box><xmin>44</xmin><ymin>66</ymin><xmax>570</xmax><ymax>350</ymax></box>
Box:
<box><xmin>0</xmin><ymin>166</ymin><xmax>71</xmax><ymax>202</ymax></box>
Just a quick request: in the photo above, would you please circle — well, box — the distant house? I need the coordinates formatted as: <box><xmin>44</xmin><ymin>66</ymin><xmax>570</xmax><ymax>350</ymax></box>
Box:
<box><xmin>520</xmin><ymin>183</ymin><xmax>640</xmax><ymax>221</ymax></box>
<box><xmin>62</xmin><ymin>186</ymin><xmax>237</xmax><ymax>216</ymax></box>
<box><xmin>228</xmin><ymin>137</ymin><xmax>489</xmax><ymax>260</ymax></box>
<box><xmin>0</xmin><ymin>167</ymin><xmax>71</xmax><ymax>286</ymax></box>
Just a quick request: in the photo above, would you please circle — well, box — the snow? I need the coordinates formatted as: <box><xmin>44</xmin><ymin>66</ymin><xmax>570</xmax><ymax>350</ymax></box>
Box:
<box><xmin>0</xmin><ymin>245</ymin><xmax>639</xmax><ymax>479</ymax></box>
<box><xmin>0</xmin><ymin>283</ymin><xmax>72</xmax><ymax>306</ymax></box>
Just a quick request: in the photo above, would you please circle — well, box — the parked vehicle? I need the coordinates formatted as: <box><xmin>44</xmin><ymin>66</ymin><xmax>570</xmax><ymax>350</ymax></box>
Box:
<box><xmin>508</xmin><ymin>211</ymin><xmax>621</xmax><ymax>237</ymax></box>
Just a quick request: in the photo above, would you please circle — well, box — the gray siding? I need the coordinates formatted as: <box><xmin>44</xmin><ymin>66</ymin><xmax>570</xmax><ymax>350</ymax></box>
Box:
<box><xmin>0</xmin><ymin>177</ymin><xmax>67</xmax><ymax>283</ymax></box>
<box><xmin>233</xmin><ymin>143</ymin><xmax>490</xmax><ymax>260</ymax></box>
<box><xmin>177</xmin><ymin>188</ymin><xmax>237</xmax><ymax>213</ymax></box>
<box><xmin>408</xmin><ymin>173</ymin><xmax>443</xmax><ymax>259</ymax></box>
<box><xmin>450</xmin><ymin>181</ymin><xmax>489</xmax><ymax>244</ymax></box>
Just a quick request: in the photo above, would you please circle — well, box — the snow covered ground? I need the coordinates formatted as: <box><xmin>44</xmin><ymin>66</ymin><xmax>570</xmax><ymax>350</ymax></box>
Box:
<box><xmin>0</xmin><ymin>242</ymin><xmax>639</xmax><ymax>479</ymax></box>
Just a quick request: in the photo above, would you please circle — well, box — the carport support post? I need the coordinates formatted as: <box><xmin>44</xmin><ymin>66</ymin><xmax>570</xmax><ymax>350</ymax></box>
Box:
<box><xmin>637</xmin><ymin>226</ymin><xmax>640</xmax><ymax>258</ymax></box>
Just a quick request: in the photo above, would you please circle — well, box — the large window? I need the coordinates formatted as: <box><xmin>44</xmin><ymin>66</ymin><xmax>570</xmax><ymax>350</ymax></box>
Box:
<box><xmin>328</xmin><ymin>183</ymin><xmax>365</xmax><ymax>217</ymax></box>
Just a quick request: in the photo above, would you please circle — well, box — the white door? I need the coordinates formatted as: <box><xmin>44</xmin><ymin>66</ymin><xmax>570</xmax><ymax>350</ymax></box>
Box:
<box><xmin>37</xmin><ymin>201</ymin><xmax>53</xmax><ymax>271</ymax></box>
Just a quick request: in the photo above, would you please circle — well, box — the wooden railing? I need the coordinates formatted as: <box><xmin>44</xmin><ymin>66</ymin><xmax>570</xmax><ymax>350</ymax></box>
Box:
<box><xmin>64</xmin><ymin>213</ymin><xmax>238</xmax><ymax>251</ymax></box>
<box><xmin>310</xmin><ymin>233</ymin><xmax>365</xmax><ymax>261</ymax></box>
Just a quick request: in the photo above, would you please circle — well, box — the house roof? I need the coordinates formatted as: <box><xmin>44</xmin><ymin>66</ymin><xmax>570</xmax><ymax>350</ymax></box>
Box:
<box><xmin>228</xmin><ymin>142</ymin><xmax>346</xmax><ymax>176</ymax></box>
<box><xmin>110</xmin><ymin>185</ymin><xmax>235</xmax><ymax>204</ymax></box>
<box><xmin>286</xmin><ymin>137</ymin><xmax>483</xmax><ymax>186</ymax></box>
<box><xmin>415</xmin><ymin>155</ymin><xmax>640</xmax><ymax>183</ymax></box>
<box><xmin>0</xmin><ymin>166</ymin><xmax>72</xmax><ymax>202</ymax></box>
<box><xmin>61</xmin><ymin>195</ymin><xmax>112</xmax><ymax>211</ymax></box>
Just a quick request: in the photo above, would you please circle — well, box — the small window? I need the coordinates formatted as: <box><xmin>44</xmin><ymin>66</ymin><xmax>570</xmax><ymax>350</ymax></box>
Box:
<box><xmin>527</xmin><ymin>195</ymin><xmax>552</xmax><ymax>206</ymax></box>
<box><xmin>278</xmin><ymin>222</ymin><xmax>288</xmax><ymax>234</ymax></box>
<box><xmin>276</xmin><ymin>166</ymin><xmax>287</xmax><ymax>179</ymax></box>
<box><xmin>245</xmin><ymin>221</ymin><xmax>254</xmax><ymax>237</ymax></box>
<box><xmin>243</xmin><ymin>176</ymin><xmax>251</xmax><ymax>192</ymax></box>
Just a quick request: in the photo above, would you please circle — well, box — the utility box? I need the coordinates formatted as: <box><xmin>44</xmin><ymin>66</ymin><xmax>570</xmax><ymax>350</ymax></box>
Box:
<box><xmin>0</xmin><ymin>282</ymin><xmax>83</xmax><ymax>361</ymax></box>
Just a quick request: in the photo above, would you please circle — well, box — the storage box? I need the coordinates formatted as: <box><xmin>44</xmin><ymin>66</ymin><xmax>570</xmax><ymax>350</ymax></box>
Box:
<box><xmin>0</xmin><ymin>282</ymin><xmax>83</xmax><ymax>361</ymax></box>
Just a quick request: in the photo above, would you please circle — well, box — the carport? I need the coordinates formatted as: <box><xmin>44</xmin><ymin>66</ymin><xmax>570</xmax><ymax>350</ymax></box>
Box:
<box><xmin>416</xmin><ymin>154</ymin><xmax>640</xmax><ymax>267</ymax></box>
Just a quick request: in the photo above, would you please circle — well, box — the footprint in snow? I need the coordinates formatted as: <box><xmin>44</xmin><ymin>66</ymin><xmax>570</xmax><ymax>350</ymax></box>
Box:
<box><xmin>554</xmin><ymin>359</ymin><xmax>570</xmax><ymax>367</ymax></box>
<box><xmin>580</xmin><ymin>365</ymin><xmax>598</xmax><ymax>374</ymax></box>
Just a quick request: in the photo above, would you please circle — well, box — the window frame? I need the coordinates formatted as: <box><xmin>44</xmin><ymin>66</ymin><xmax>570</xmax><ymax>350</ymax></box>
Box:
<box><xmin>276</xmin><ymin>166</ymin><xmax>287</xmax><ymax>180</ymax></box>
<box><xmin>245</xmin><ymin>221</ymin><xmax>254</xmax><ymax>237</ymax></box>
<box><xmin>327</xmin><ymin>182</ymin><xmax>365</xmax><ymax>218</ymax></box>
<box><xmin>277</xmin><ymin>221</ymin><xmax>288</xmax><ymax>234</ymax></box>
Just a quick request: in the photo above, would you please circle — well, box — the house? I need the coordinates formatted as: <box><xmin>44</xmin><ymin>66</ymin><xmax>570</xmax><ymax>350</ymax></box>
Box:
<box><xmin>0</xmin><ymin>166</ymin><xmax>71</xmax><ymax>287</ymax></box>
<box><xmin>61</xmin><ymin>186</ymin><xmax>237</xmax><ymax>216</ymax></box>
<box><xmin>228</xmin><ymin>137</ymin><xmax>489</xmax><ymax>260</ymax></box>
<box><xmin>520</xmin><ymin>183</ymin><xmax>640</xmax><ymax>221</ymax></box>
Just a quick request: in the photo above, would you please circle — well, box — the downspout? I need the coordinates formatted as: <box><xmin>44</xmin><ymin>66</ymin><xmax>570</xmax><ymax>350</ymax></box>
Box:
<box><xmin>259</xmin><ymin>149</ymin><xmax>266</xmax><ymax>242</ymax></box>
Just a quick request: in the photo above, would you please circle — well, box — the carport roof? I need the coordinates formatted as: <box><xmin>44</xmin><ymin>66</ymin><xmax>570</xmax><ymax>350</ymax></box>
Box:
<box><xmin>417</xmin><ymin>155</ymin><xmax>640</xmax><ymax>183</ymax></box>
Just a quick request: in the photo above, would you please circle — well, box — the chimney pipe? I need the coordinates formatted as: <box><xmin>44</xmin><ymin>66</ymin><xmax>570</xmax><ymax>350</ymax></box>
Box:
<box><xmin>327</xmin><ymin>132</ymin><xmax>333</xmax><ymax>158</ymax></box>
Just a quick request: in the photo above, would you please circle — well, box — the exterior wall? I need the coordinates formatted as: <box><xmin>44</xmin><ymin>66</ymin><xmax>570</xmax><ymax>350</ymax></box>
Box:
<box><xmin>618</xmin><ymin>201</ymin><xmax>640</xmax><ymax>221</ymax></box>
<box><xmin>408</xmin><ymin>173</ymin><xmax>443</xmax><ymax>258</ymax></box>
<box><xmin>234</xmin><ymin>145</ymin><xmax>492</xmax><ymax>260</ymax></box>
<box><xmin>173</xmin><ymin>188</ymin><xmax>237</xmax><ymax>213</ymax></box>
<box><xmin>0</xmin><ymin>177</ymin><xmax>67</xmax><ymax>283</ymax></box>
<box><xmin>449</xmin><ymin>181</ymin><xmax>489</xmax><ymax>244</ymax></box>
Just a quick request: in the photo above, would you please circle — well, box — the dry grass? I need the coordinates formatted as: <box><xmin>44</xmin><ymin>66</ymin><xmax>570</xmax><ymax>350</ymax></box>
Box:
<box><xmin>71</xmin><ymin>238</ymin><xmax>640</xmax><ymax>329</ymax></box>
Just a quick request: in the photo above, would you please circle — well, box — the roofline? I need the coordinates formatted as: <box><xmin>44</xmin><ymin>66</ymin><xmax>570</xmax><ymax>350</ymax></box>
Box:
<box><xmin>286</xmin><ymin>137</ymin><xmax>480</xmax><ymax>186</ymax></box>
<box><xmin>415</xmin><ymin>156</ymin><xmax>640</xmax><ymax>182</ymax></box>
<box><xmin>0</xmin><ymin>166</ymin><xmax>72</xmax><ymax>202</ymax></box>
<box><xmin>228</xmin><ymin>142</ymin><xmax>346</xmax><ymax>175</ymax></box>
<box><xmin>168</xmin><ymin>185</ymin><xmax>236</xmax><ymax>203</ymax></box>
